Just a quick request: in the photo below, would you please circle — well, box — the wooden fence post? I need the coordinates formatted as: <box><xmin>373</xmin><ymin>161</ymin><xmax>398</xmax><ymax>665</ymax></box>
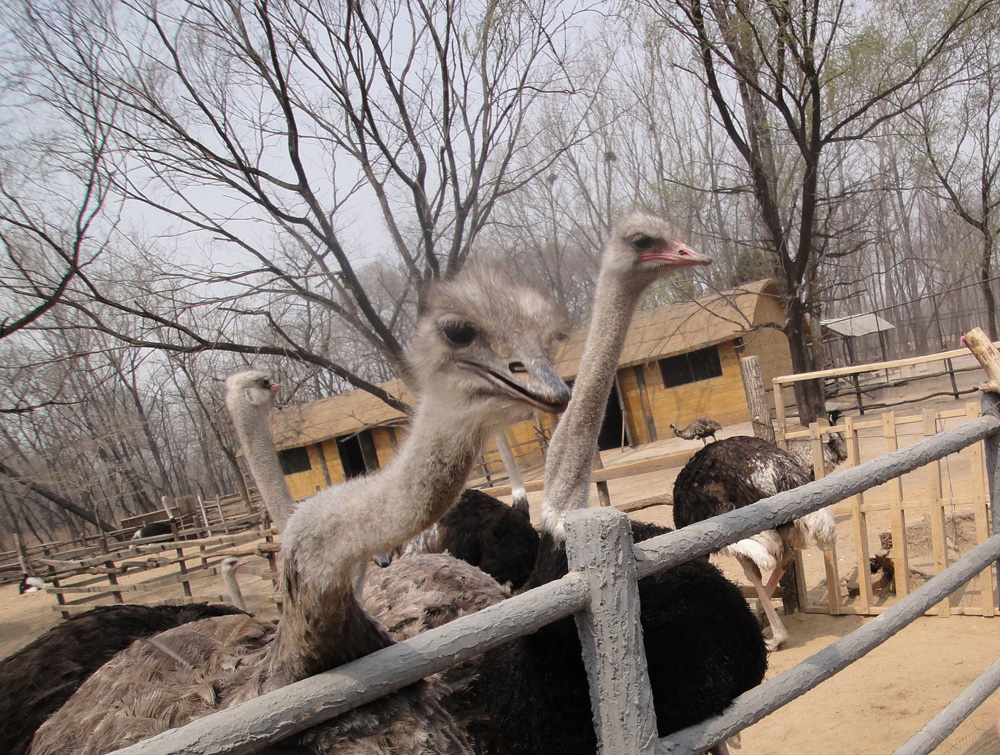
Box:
<box><xmin>564</xmin><ymin>507</ymin><xmax>657</xmax><ymax>754</ymax></box>
<box><xmin>982</xmin><ymin>390</ymin><xmax>1000</xmax><ymax>603</ymax></box>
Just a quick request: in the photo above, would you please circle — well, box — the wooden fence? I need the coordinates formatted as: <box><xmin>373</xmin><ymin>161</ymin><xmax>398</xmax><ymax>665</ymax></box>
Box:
<box><xmin>2</xmin><ymin>492</ymin><xmax>266</xmax><ymax>587</ymax></box>
<box><xmin>99</xmin><ymin>377</ymin><xmax>1000</xmax><ymax>754</ymax></box>
<box><xmin>38</xmin><ymin>527</ymin><xmax>278</xmax><ymax>618</ymax></box>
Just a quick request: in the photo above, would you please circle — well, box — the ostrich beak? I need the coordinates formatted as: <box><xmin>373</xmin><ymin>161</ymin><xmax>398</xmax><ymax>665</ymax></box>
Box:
<box><xmin>373</xmin><ymin>551</ymin><xmax>395</xmax><ymax>568</ymax></box>
<box><xmin>457</xmin><ymin>354</ymin><xmax>571</xmax><ymax>414</ymax></box>
<box><xmin>641</xmin><ymin>243</ymin><xmax>711</xmax><ymax>268</ymax></box>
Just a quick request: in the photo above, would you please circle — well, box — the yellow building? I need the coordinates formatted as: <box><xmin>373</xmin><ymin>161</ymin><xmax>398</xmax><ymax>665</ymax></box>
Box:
<box><xmin>254</xmin><ymin>279</ymin><xmax>791</xmax><ymax>500</ymax></box>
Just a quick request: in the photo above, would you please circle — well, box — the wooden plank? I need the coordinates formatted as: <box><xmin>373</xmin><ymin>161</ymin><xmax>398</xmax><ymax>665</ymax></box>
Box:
<box><xmin>965</xmin><ymin>402</ymin><xmax>996</xmax><ymax>617</ymax></box>
<box><xmin>883</xmin><ymin>412</ymin><xmax>910</xmax><ymax>599</ymax></box>
<box><xmin>482</xmin><ymin>449</ymin><xmax>696</xmax><ymax>497</ymax></box>
<box><xmin>925</xmin><ymin>409</ymin><xmax>950</xmax><ymax>617</ymax></box>
<box><xmin>773</xmin><ymin>341</ymin><xmax>988</xmax><ymax>385</ymax></box>
<box><xmin>846</xmin><ymin>417</ymin><xmax>873</xmax><ymax>614</ymax></box>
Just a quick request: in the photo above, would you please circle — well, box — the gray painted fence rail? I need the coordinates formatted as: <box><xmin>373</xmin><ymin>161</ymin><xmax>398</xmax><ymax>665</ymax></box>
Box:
<box><xmin>106</xmin><ymin>394</ymin><xmax>1000</xmax><ymax>755</ymax></box>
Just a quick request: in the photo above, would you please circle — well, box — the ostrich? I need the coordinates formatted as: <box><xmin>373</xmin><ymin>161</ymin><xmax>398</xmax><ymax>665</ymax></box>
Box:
<box><xmin>785</xmin><ymin>410</ymin><xmax>848</xmax><ymax>478</ymax></box>
<box><xmin>670</xmin><ymin>417</ymin><xmax>723</xmax><ymax>445</ymax></box>
<box><xmin>225</xmin><ymin>373</ymin><xmax>296</xmax><ymax>532</ymax></box>
<box><xmin>441</xmin><ymin>212</ymin><xmax>767</xmax><ymax>755</ymax></box>
<box><xmin>18</xmin><ymin>575</ymin><xmax>52</xmax><ymax>594</ymax></box>
<box><xmin>30</xmin><ymin>267</ymin><xmax>571</xmax><ymax>755</ymax></box>
<box><xmin>219</xmin><ymin>556</ymin><xmax>250</xmax><ymax>614</ymax></box>
<box><xmin>672</xmin><ymin>435</ymin><xmax>837</xmax><ymax>651</ymax></box>
<box><xmin>397</xmin><ymin>487</ymin><xmax>539</xmax><ymax>590</ymax></box>
<box><xmin>494</xmin><ymin>431</ymin><xmax>530</xmax><ymax>516</ymax></box>
<box><xmin>129</xmin><ymin>520</ymin><xmax>175</xmax><ymax>541</ymax></box>
<box><xmin>0</xmin><ymin>603</ymin><xmax>245</xmax><ymax>755</ymax></box>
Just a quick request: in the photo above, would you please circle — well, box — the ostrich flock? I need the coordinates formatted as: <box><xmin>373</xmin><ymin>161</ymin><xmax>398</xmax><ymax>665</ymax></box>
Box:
<box><xmin>1</xmin><ymin>212</ymin><xmax>849</xmax><ymax>755</ymax></box>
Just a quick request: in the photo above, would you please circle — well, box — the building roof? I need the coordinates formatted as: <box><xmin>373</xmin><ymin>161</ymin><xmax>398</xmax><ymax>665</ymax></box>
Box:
<box><xmin>554</xmin><ymin>278</ymin><xmax>781</xmax><ymax>377</ymax></box>
<box><xmin>822</xmin><ymin>313</ymin><xmax>895</xmax><ymax>338</ymax></box>
<box><xmin>267</xmin><ymin>279</ymin><xmax>782</xmax><ymax>450</ymax></box>
<box><xmin>267</xmin><ymin>379</ymin><xmax>412</xmax><ymax>452</ymax></box>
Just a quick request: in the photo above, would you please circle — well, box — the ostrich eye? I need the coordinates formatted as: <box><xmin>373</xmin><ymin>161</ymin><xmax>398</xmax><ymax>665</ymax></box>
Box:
<box><xmin>630</xmin><ymin>234</ymin><xmax>656</xmax><ymax>251</ymax></box>
<box><xmin>257</xmin><ymin>378</ymin><xmax>272</xmax><ymax>390</ymax></box>
<box><xmin>441</xmin><ymin>321</ymin><xmax>477</xmax><ymax>347</ymax></box>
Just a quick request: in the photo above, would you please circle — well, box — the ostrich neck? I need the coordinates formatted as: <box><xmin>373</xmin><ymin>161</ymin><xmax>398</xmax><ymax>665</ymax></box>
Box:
<box><xmin>232</xmin><ymin>402</ymin><xmax>296</xmax><ymax>533</ymax></box>
<box><xmin>265</xmin><ymin>391</ymin><xmax>488</xmax><ymax>686</ymax></box>
<box><xmin>223</xmin><ymin>570</ymin><xmax>248</xmax><ymax>613</ymax></box>
<box><xmin>541</xmin><ymin>272</ymin><xmax>641</xmax><ymax>538</ymax></box>
<box><xmin>495</xmin><ymin>431</ymin><xmax>528</xmax><ymax>514</ymax></box>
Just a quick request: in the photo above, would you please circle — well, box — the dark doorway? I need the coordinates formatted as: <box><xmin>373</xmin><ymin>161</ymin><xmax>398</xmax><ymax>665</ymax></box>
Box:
<box><xmin>596</xmin><ymin>383</ymin><xmax>625</xmax><ymax>451</ymax></box>
<box><xmin>336</xmin><ymin>430</ymin><xmax>380</xmax><ymax>480</ymax></box>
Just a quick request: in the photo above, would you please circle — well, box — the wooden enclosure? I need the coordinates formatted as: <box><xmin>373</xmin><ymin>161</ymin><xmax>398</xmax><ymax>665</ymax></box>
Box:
<box><xmin>39</xmin><ymin>527</ymin><xmax>278</xmax><ymax>619</ymax></box>
<box><xmin>774</xmin><ymin>342</ymin><xmax>998</xmax><ymax>618</ymax></box>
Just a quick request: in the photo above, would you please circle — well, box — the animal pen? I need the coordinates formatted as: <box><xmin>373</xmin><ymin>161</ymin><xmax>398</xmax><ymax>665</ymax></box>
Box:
<box><xmin>97</xmin><ymin>329</ymin><xmax>1000</xmax><ymax>755</ymax></box>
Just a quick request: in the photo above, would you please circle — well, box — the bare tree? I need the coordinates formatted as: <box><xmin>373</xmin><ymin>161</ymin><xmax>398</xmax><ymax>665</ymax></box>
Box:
<box><xmin>916</xmin><ymin>16</ymin><xmax>1000</xmax><ymax>339</ymax></box>
<box><xmin>643</xmin><ymin>0</ymin><xmax>990</xmax><ymax>422</ymax></box>
<box><xmin>9</xmin><ymin>0</ymin><xmax>588</xmax><ymax>410</ymax></box>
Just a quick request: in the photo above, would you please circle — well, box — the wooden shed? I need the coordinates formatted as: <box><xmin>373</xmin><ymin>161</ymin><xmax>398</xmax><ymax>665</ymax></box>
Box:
<box><xmin>554</xmin><ymin>278</ymin><xmax>791</xmax><ymax>448</ymax></box>
<box><xmin>260</xmin><ymin>379</ymin><xmax>558</xmax><ymax>501</ymax></box>
<box><xmin>254</xmin><ymin>278</ymin><xmax>790</xmax><ymax>499</ymax></box>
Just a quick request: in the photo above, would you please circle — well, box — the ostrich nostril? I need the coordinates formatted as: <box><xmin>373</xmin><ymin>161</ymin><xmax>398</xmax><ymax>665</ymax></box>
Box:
<box><xmin>509</xmin><ymin>361</ymin><xmax>527</xmax><ymax>374</ymax></box>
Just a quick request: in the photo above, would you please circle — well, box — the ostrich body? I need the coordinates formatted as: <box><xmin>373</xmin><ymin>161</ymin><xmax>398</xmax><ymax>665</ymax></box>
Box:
<box><xmin>0</xmin><ymin>603</ymin><xmax>245</xmax><ymax>755</ymax></box>
<box><xmin>30</xmin><ymin>268</ymin><xmax>570</xmax><ymax>755</ymax></box>
<box><xmin>363</xmin><ymin>552</ymin><xmax>510</xmax><ymax>641</ymax></box>
<box><xmin>670</xmin><ymin>417</ymin><xmax>723</xmax><ymax>445</ymax></box>
<box><xmin>672</xmin><ymin>435</ymin><xmax>837</xmax><ymax>650</ymax></box>
<box><xmin>129</xmin><ymin>521</ymin><xmax>174</xmax><ymax>542</ymax></box>
<box><xmin>399</xmin><ymin>488</ymin><xmax>539</xmax><ymax>590</ymax></box>
<box><xmin>442</xmin><ymin>213</ymin><xmax>767</xmax><ymax>755</ymax></box>
<box><xmin>18</xmin><ymin>575</ymin><xmax>52</xmax><ymax>594</ymax></box>
<box><xmin>785</xmin><ymin>411</ymin><xmax>848</xmax><ymax>478</ymax></box>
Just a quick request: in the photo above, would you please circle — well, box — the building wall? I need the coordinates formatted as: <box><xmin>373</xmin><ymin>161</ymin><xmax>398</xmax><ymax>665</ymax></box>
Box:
<box><xmin>619</xmin><ymin>339</ymin><xmax>767</xmax><ymax>445</ymax></box>
<box><xmin>279</xmin><ymin>426</ymin><xmax>402</xmax><ymax>501</ymax></box>
<box><xmin>278</xmin><ymin>418</ymin><xmax>553</xmax><ymax>500</ymax></box>
<box><xmin>740</xmin><ymin>321</ymin><xmax>795</xmax><ymax>408</ymax></box>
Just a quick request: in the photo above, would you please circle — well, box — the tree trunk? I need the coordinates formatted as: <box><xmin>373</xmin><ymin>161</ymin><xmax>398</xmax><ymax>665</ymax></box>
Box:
<box><xmin>784</xmin><ymin>298</ymin><xmax>825</xmax><ymax>426</ymax></box>
<box><xmin>982</xmin><ymin>233</ymin><xmax>998</xmax><ymax>341</ymax></box>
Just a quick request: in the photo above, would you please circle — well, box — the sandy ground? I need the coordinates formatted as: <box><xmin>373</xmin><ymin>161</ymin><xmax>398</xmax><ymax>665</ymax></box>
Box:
<box><xmin>3</xmin><ymin>400</ymin><xmax>1000</xmax><ymax>754</ymax></box>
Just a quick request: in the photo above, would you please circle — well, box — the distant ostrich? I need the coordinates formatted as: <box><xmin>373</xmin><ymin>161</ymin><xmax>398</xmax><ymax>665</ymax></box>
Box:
<box><xmin>785</xmin><ymin>410</ymin><xmax>848</xmax><ymax>478</ymax></box>
<box><xmin>18</xmin><ymin>575</ymin><xmax>52</xmax><ymax>594</ymax></box>
<box><xmin>0</xmin><ymin>603</ymin><xmax>244</xmax><ymax>755</ymax></box>
<box><xmin>30</xmin><ymin>267</ymin><xmax>571</xmax><ymax>755</ymax></box>
<box><xmin>129</xmin><ymin>520</ymin><xmax>175</xmax><ymax>541</ymax></box>
<box><xmin>219</xmin><ymin>556</ymin><xmax>250</xmax><ymax>614</ymax></box>
<box><xmin>672</xmin><ymin>435</ymin><xmax>837</xmax><ymax>651</ymax></box>
<box><xmin>225</xmin><ymin>373</ymin><xmax>296</xmax><ymax>532</ymax></box>
<box><xmin>670</xmin><ymin>417</ymin><xmax>723</xmax><ymax>445</ymax></box>
<box><xmin>442</xmin><ymin>212</ymin><xmax>767</xmax><ymax>755</ymax></box>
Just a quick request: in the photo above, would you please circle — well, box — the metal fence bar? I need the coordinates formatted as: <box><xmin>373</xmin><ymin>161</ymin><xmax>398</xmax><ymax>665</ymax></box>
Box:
<box><xmin>566</xmin><ymin>508</ymin><xmax>658</xmax><ymax>754</ymax></box>
<box><xmin>892</xmin><ymin>657</ymin><xmax>1000</xmax><ymax>755</ymax></box>
<box><xmin>106</xmin><ymin>576</ymin><xmax>588</xmax><ymax>755</ymax></box>
<box><xmin>636</xmin><ymin>412</ymin><xmax>1000</xmax><ymax>578</ymax></box>
<box><xmin>659</xmin><ymin>533</ymin><xmax>1000</xmax><ymax>755</ymax></box>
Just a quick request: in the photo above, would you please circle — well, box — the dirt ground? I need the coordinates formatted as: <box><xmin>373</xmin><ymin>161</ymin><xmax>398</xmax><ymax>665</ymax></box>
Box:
<box><xmin>3</xmin><ymin>395</ymin><xmax>1000</xmax><ymax>754</ymax></box>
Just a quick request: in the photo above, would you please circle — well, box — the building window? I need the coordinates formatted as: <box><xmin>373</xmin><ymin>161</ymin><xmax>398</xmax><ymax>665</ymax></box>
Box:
<box><xmin>278</xmin><ymin>446</ymin><xmax>312</xmax><ymax>475</ymax></box>
<box><xmin>659</xmin><ymin>346</ymin><xmax>723</xmax><ymax>388</ymax></box>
